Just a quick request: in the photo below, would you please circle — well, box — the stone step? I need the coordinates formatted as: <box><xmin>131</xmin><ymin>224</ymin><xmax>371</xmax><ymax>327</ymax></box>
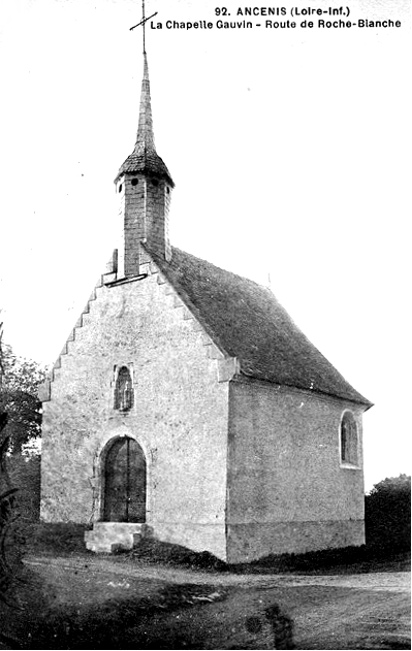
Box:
<box><xmin>85</xmin><ymin>522</ymin><xmax>153</xmax><ymax>553</ymax></box>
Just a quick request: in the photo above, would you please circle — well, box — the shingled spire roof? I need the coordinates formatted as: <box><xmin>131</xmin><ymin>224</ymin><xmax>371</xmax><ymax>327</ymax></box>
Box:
<box><xmin>116</xmin><ymin>53</ymin><xmax>174</xmax><ymax>186</ymax></box>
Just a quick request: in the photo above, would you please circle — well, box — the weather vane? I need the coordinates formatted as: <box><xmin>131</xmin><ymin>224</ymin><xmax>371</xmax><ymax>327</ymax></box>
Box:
<box><xmin>130</xmin><ymin>0</ymin><xmax>158</xmax><ymax>53</ymax></box>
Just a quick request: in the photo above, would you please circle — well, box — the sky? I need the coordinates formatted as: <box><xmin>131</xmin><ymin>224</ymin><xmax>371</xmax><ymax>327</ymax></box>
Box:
<box><xmin>0</xmin><ymin>0</ymin><xmax>410</xmax><ymax>491</ymax></box>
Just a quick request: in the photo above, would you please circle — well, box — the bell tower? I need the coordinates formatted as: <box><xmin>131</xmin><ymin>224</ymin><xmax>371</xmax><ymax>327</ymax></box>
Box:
<box><xmin>114</xmin><ymin>27</ymin><xmax>174</xmax><ymax>279</ymax></box>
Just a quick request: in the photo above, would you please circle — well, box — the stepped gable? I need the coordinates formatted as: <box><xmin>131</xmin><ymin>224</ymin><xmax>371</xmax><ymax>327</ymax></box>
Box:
<box><xmin>150</xmin><ymin>245</ymin><xmax>372</xmax><ymax>407</ymax></box>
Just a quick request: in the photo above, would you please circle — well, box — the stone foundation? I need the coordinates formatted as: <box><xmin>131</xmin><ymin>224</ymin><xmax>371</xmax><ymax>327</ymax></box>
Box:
<box><xmin>226</xmin><ymin>519</ymin><xmax>365</xmax><ymax>564</ymax></box>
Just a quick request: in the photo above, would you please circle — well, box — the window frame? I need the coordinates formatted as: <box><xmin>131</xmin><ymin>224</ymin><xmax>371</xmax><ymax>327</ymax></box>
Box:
<box><xmin>113</xmin><ymin>364</ymin><xmax>134</xmax><ymax>412</ymax></box>
<box><xmin>339</xmin><ymin>410</ymin><xmax>360</xmax><ymax>469</ymax></box>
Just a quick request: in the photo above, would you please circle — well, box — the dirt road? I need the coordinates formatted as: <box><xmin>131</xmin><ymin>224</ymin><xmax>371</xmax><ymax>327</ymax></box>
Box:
<box><xmin>0</xmin><ymin>553</ymin><xmax>408</xmax><ymax>649</ymax></box>
<box><xmin>26</xmin><ymin>553</ymin><xmax>410</xmax><ymax>592</ymax></box>
<box><xmin>16</xmin><ymin>554</ymin><xmax>409</xmax><ymax>650</ymax></box>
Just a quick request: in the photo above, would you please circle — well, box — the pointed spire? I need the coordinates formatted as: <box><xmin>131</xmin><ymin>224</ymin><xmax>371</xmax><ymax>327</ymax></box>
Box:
<box><xmin>135</xmin><ymin>53</ymin><xmax>155</xmax><ymax>151</ymax></box>
<box><xmin>116</xmin><ymin>53</ymin><xmax>174</xmax><ymax>186</ymax></box>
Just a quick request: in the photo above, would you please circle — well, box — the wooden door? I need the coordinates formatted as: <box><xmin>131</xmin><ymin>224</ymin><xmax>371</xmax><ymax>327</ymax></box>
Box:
<box><xmin>103</xmin><ymin>437</ymin><xmax>146</xmax><ymax>522</ymax></box>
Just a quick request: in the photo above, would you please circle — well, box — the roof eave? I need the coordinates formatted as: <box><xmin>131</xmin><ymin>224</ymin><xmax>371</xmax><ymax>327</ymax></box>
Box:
<box><xmin>114</xmin><ymin>166</ymin><xmax>175</xmax><ymax>187</ymax></box>
<box><xmin>235</xmin><ymin>369</ymin><xmax>373</xmax><ymax>409</ymax></box>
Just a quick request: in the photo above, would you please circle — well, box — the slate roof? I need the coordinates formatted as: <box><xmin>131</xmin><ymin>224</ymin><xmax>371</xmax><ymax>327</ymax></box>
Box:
<box><xmin>118</xmin><ymin>148</ymin><xmax>173</xmax><ymax>186</ymax></box>
<box><xmin>150</xmin><ymin>246</ymin><xmax>372</xmax><ymax>407</ymax></box>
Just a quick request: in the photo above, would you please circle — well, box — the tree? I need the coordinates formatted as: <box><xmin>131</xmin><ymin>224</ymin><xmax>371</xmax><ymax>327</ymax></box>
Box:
<box><xmin>0</xmin><ymin>323</ymin><xmax>19</xmax><ymax>606</ymax></box>
<box><xmin>0</xmin><ymin>326</ymin><xmax>51</xmax><ymax>640</ymax></box>
<box><xmin>0</xmin><ymin>335</ymin><xmax>47</xmax><ymax>522</ymax></box>
<box><xmin>0</xmin><ymin>342</ymin><xmax>47</xmax><ymax>454</ymax></box>
<box><xmin>365</xmin><ymin>474</ymin><xmax>411</xmax><ymax>552</ymax></box>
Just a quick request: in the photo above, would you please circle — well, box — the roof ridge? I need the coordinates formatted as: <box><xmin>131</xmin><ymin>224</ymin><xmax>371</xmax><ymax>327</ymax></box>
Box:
<box><xmin>170</xmin><ymin>246</ymin><xmax>279</xmax><ymax>296</ymax></box>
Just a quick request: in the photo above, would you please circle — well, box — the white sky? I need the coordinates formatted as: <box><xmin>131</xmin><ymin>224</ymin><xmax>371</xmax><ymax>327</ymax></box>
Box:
<box><xmin>0</xmin><ymin>0</ymin><xmax>410</xmax><ymax>491</ymax></box>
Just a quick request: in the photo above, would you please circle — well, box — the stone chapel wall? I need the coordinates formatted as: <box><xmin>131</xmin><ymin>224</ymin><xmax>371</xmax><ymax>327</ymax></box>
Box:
<box><xmin>40</xmin><ymin>259</ymin><xmax>229</xmax><ymax>559</ymax></box>
<box><xmin>226</xmin><ymin>379</ymin><xmax>365</xmax><ymax>563</ymax></box>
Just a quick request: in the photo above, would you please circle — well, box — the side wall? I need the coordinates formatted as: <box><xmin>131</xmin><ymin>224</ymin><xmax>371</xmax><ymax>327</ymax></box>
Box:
<box><xmin>227</xmin><ymin>380</ymin><xmax>366</xmax><ymax>562</ymax></box>
<box><xmin>40</xmin><ymin>259</ymin><xmax>229</xmax><ymax>560</ymax></box>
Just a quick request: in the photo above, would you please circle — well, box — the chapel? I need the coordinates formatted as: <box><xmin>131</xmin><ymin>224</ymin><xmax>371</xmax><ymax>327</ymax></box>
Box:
<box><xmin>39</xmin><ymin>40</ymin><xmax>372</xmax><ymax>562</ymax></box>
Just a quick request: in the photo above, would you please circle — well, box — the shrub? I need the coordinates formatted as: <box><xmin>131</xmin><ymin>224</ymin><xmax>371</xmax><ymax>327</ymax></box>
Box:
<box><xmin>365</xmin><ymin>474</ymin><xmax>411</xmax><ymax>553</ymax></box>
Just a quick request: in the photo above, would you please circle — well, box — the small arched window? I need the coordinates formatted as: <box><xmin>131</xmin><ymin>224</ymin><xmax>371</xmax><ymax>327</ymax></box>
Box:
<box><xmin>114</xmin><ymin>366</ymin><xmax>134</xmax><ymax>412</ymax></box>
<box><xmin>340</xmin><ymin>411</ymin><xmax>358</xmax><ymax>466</ymax></box>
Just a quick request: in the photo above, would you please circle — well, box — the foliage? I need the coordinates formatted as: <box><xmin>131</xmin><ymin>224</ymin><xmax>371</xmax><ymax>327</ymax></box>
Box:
<box><xmin>365</xmin><ymin>474</ymin><xmax>411</xmax><ymax>553</ymax></box>
<box><xmin>368</xmin><ymin>473</ymin><xmax>411</xmax><ymax>499</ymax></box>
<box><xmin>0</xmin><ymin>332</ymin><xmax>47</xmax><ymax>530</ymax></box>
<box><xmin>0</xmin><ymin>342</ymin><xmax>47</xmax><ymax>454</ymax></box>
<box><xmin>0</xmin><ymin>324</ymin><xmax>21</xmax><ymax>607</ymax></box>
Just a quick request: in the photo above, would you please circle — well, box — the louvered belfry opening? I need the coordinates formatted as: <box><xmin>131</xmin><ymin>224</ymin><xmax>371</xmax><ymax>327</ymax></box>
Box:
<box><xmin>103</xmin><ymin>437</ymin><xmax>146</xmax><ymax>523</ymax></box>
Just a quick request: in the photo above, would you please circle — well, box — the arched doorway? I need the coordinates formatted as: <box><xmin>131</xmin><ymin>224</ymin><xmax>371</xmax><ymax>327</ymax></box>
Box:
<box><xmin>102</xmin><ymin>437</ymin><xmax>146</xmax><ymax>522</ymax></box>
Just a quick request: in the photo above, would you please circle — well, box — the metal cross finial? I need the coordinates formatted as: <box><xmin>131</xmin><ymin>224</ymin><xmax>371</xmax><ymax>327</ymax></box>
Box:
<box><xmin>142</xmin><ymin>0</ymin><xmax>146</xmax><ymax>53</ymax></box>
<box><xmin>129</xmin><ymin>0</ymin><xmax>158</xmax><ymax>53</ymax></box>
